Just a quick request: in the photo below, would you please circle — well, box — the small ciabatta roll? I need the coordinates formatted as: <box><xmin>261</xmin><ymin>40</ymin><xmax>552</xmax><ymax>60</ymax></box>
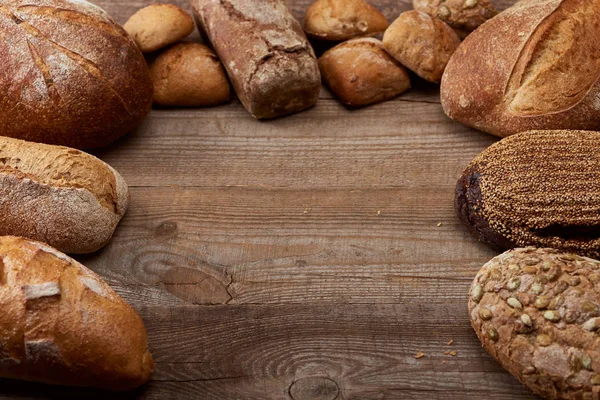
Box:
<box><xmin>441</xmin><ymin>0</ymin><xmax>600</xmax><ymax>137</ymax></box>
<box><xmin>0</xmin><ymin>236</ymin><xmax>153</xmax><ymax>391</ymax></box>
<box><xmin>0</xmin><ymin>0</ymin><xmax>152</xmax><ymax>149</ymax></box>
<box><xmin>0</xmin><ymin>137</ymin><xmax>129</xmax><ymax>254</ymax></box>
<box><xmin>191</xmin><ymin>0</ymin><xmax>321</xmax><ymax>119</ymax></box>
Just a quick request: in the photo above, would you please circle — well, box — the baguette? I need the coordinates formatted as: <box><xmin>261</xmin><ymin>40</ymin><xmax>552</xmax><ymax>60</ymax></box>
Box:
<box><xmin>191</xmin><ymin>0</ymin><xmax>321</xmax><ymax>119</ymax></box>
<box><xmin>0</xmin><ymin>236</ymin><xmax>153</xmax><ymax>391</ymax></box>
<box><xmin>0</xmin><ymin>137</ymin><xmax>129</xmax><ymax>254</ymax></box>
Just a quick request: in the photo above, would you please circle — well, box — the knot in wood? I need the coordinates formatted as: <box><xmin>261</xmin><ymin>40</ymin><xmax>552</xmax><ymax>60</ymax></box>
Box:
<box><xmin>289</xmin><ymin>377</ymin><xmax>340</xmax><ymax>400</ymax></box>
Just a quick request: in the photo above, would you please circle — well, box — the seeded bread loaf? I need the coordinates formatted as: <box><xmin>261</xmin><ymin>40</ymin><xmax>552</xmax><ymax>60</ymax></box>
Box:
<box><xmin>191</xmin><ymin>0</ymin><xmax>321</xmax><ymax>119</ymax></box>
<box><xmin>0</xmin><ymin>0</ymin><xmax>153</xmax><ymax>149</ymax></box>
<box><xmin>0</xmin><ymin>236</ymin><xmax>153</xmax><ymax>390</ymax></box>
<box><xmin>441</xmin><ymin>0</ymin><xmax>600</xmax><ymax>137</ymax></box>
<box><xmin>456</xmin><ymin>130</ymin><xmax>600</xmax><ymax>258</ymax></box>
<box><xmin>469</xmin><ymin>248</ymin><xmax>600</xmax><ymax>400</ymax></box>
<box><xmin>0</xmin><ymin>137</ymin><xmax>129</xmax><ymax>254</ymax></box>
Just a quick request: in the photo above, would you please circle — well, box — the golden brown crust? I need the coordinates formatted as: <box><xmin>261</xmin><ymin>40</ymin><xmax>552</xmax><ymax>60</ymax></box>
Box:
<box><xmin>469</xmin><ymin>248</ymin><xmax>600</xmax><ymax>400</ymax></box>
<box><xmin>412</xmin><ymin>0</ymin><xmax>497</xmax><ymax>35</ymax></box>
<box><xmin>441</xmin><ymin>0</ymin><xmax>600</xmax><ymax>137</ymax></box>
<box><xmin>0</xmin><ymin>137</ymin><xmax>129</xmax><ymax>254</ymax></box>
<box><xmin>0</xmin><ymin>0</ymin><xmax>153</xmax><ymax>149</ymax></box>
<box><xmin>382</xmin><ymin>10</ymin><xmax>460</xmax><ymax>83</ymax></box>
<box><xmin>0</xmin><ymin>236</ymin><xmax>153</xmax><ymax>391</ymax></box>
<box><xmin>150</xmin><ymin>42</ymin><xmax>230</xmax><ymax>107</ymax></box>
<box><xmin>303</xmin><ymin>0</ymin><xmax>389</xmax><ymax>41</ymax></box>
<box><xmin>318</xmin><ymin>38</ymin><xmax>410</xmax><ymax>106</ymax></box>
<box><xmin>124</xmin><ymin>4</ymin><xmax>195</xmax><ymax>53</ymax></box>
<box><xmin>191</xmin><ymin>0</ymin><xmax>321</xmax><ymax>119</ymax></box>
<box><xmin>456</xmin><ymin>130</ymin><xmax>600</xmax><ymax>258</ymax></box>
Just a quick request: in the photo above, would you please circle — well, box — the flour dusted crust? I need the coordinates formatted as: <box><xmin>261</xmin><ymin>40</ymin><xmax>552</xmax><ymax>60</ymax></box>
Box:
<box><xmin>441</xmin><ymin>0</ymin><xmax>600</xmax><ymax>137</ymax></box>
<box><xmin>0</xmin><ymin>0</ymin><xmax>152</xmax><ymax>149</ymax></box>
<box><xmin>0</xmin><ymin>137</ymin><xmax>129</xmax><ymax>254</ymax></box>
<box><xmin>469</xmin><ymin>248</ymin><xmax>600</xmax><ymax>399</ymax></box>
<box><xmin>0</xmin><ymin>236</ymin><xmax>153</xmax><ymax>390</ymax></box>
<box><xmin>412</xmin><ymin>0</ymin><xmax>497</xmax><ymax>37</ymax></box>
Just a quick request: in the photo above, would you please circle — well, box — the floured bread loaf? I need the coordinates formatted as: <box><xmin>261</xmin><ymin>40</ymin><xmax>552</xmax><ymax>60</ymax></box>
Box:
<box><xmin>0</xmin><ymin>0</ymin><xmax>153</xmax><ymax>148</ymax></box>
<box><xmin>0</xmin><ymin>137</ymin><xmax>129</xmax><ymax>254</ymax></box>
<box><xmin>441</xmin><ymin>0</ymin><xmax>600</xmax><ymax>137</ymax></box>
<box><xmin>0</xmin><ymin>236</ymin><xmax>153</xmax><ymax>390</ymax></box>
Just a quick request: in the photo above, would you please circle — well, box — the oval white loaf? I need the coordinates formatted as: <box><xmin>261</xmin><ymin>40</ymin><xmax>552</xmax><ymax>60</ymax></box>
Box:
<box><xmin>0</xmin><ymin>137</ymin><xmax>129</xmax><ymax>254</ymax></box>
<box><xmin>0</xmin><ymin>236</ymin><xmax>153</xmax><ymax>390</ymax></box>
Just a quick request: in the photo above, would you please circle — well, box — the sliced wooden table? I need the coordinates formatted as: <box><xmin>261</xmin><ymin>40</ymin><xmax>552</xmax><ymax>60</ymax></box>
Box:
<box><xmin>0</xmin><ymin>0</ymin><xmax>539</xmax><ymax>399</ymax></box>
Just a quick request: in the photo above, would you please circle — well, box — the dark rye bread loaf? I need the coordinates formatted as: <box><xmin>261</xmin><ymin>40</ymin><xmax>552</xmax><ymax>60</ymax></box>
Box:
<box><xmin>469</xmin><ymin>248</ymin><xmax>600</xmax><ymax>400</ymax></box>
<box><xmin>191</xmin><ymin>0</ymin><xmax>321</xmax><ymax>119</ymax></box>
<box><xmin>456</xmin><ymin>130</ymin><xmax>600</xmax><ymax>258</ymax></box>
<box><xmin>441</xmin><ymin>0</ymin><xmax>600</xmax><ymax>137</ymax></box>
<box><xmin>0</xmin><ymin>0</ymin><xmax>152</xmax><ymax>149</ymax></box>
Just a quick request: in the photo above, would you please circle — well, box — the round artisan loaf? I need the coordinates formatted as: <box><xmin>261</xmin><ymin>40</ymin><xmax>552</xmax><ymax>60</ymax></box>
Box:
<box><xmin>456</xmin><ymin>130</ymin><xmax>600</xmax><ymax>258</ymax></box>
<box><xmin>0</xmin><ymin>236</ymin><xmax>153</xmax><ymax>390</ymax></box>
<box><xmin>0</xmin><ymin>0</ymin><xmax>153</xmax><ymax>149</ymax></box>
<box><xmin>469</xmin><ymin>248</ymin><xmax>600</xmax><ymax>400</ymax></box>
<box><xmin>441</xmin><ymin>0</ymin><xmax>600</xmax><ymax>137</ymax></box>
<box><xmin>0</xmin><ymin>137</ymin><xmax>129</xmax><ymax>254</ymax></box>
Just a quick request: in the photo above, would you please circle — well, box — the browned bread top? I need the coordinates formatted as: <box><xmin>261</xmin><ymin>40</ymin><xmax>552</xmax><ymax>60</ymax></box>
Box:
<box><xmin>0</xmin><ymin>236</ymin><xmax>153</xmax><ymax>390</ymax></box>
<box><xmin>0</xmin><ymin>0</ymin><xmax>153</xmax><ymax>149</ymax></box>
<box><xmin>456</xmin><ymin>130</ymin><xmax>600</xmax><ymax>258</ymax></box>
<box><xmin>469</xmin><ymin>248</ymin><xmax>600</xmax><ymax>400</ymax></box>
<box><xmin>441</xmin><ymin>0</ymin><xmax>600</xmax><ymax>137</ymax></box>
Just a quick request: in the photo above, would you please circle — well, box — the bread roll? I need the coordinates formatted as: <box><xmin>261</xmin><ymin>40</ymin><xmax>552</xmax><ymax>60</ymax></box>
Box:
<box><xmin>456</xmin><ymin>130</ymin><xmax>600</xmax><ymax>258</ymax></box>
<box><xmin>150</xmin><ymin>42</ymin><xmax>230</xmax><ymax>107</ymax></box>
<box><xmin>470</xmin><ymin>248</ymin><xmax>600</xmax><ymax>400</ymax></box>
<box><xmin>0</xmin><ymin>137</ymin><xmax>129</xmax><ymax>254</ymax></box>
<box><xmin>303</xmin><ymin>0</ymin><xmax>389</xmax><ymax>41</ymax></box>
<box><xmin>441</xmin><ymin>0</ymin><xmax>600</xmax><ymax>137</ymax></box>
<box><xmin>124</xmin><ymin>4</ymin><xmax>195</xmax><ymax>53</ymax></box>
<box><xmin>412</xmin><ymin>0</ymin><xmax>497</xmax><ymax>39</ymax></box>
<box><xmin>0</xmin><ymin>0</ymin><xmax>152</xmax><ymax>149</ymax></box>
<box><xmin>0</xmin><ymin>236</ymin><xmax>153</xmax><ymax>390</ymax></box>
<box><xmin>383</xmin><ymin>11</ymin><xmax>460</xmax><ymax>83</ymax></box>
<box><xmin>318</xmin><ymin>38</ymin><xmax>410</xmax><ymax>106</ymax></box>
<box><xmin>191</xmin><ymin>0</ymin><xmax>321</xmax><ymax>119</ymax></box>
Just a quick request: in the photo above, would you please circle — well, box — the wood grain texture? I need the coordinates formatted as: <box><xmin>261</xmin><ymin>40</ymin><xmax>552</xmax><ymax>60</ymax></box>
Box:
<box><xmin>0</xmin><ymin>0</ymin><xmax>535</xmax><ymax>399</ymax></box>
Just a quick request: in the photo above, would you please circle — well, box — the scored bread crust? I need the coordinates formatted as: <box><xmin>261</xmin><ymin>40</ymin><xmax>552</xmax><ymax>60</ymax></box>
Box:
<box><xmin>441</xmin><ymin>0</ymin><xmax>600</xmax><ymax>137</ymax></box>
<box><xmin>0</xmin><ymin>236</ymin><xmax>153</xmax><ymax>391</ymax></box>
<box><xmin>0</xmin><ymin>0</ymin><xmax>153</xmax><ymax>149</ymax></box>
<box><xmin>0</xmin><ymin>137</ymin><xmax>129</xmax><ymax>254</ymax></box>
<box><xmin>469</xmin><ymin>248</ymin><xmax>600</xmax><ymax>400</ymax></box>
<box><xmin>456</xmin><ymin>130</ymin><xmax>600</xmax><ymax>258</ymax></box>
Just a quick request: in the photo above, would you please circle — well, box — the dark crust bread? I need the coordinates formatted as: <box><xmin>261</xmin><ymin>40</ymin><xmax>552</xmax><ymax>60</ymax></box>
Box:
<box><xmin>191</xmin><ymin>0</ymin><xmax>321</xmax><ymax>119</ymax></box>
<box><xmin>456</xmin><ymin>130</ymin><xmax>600</xmax><ymax>259</ymax></box>
<box><xmin>0</xmin><ymin>0</ymin><xmax>153</xmax><ymax>149</ymax></box>
<box><xmin>469</xmin><ymin>248</ymin><xmax>600</xmax><ymax>400</ymax></box>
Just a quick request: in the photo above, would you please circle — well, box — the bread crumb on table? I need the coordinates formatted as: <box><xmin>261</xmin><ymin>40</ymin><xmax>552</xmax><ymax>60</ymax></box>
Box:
<box><xmin>415</xmin><ymin>351</ymin><xmax>425</xmax><ymax>359</ymax></box>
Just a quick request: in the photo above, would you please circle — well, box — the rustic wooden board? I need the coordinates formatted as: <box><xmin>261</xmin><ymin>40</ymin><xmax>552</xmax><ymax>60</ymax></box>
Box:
<box><xmin>0</xmin><ymin>0</ymin><xmax>540</xmax><ymax>399</ymax></box>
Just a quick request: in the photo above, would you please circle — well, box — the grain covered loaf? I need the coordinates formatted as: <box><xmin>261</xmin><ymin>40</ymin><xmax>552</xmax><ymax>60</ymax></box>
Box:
<box><xmin>0</xmin><ymin>236</ymin><xmax>153</xmax><ymax>390</ymax></box>
<box><xmin>191</xmin><ymin>0</ymin><xmax>321</xmax><ymax>119</ymax></box>
<box><xmin>0</xmin><ymin>137</ymin><xmax>129</xmax><ymax>254</ymax></box>
<box><xmin>469</xmin><ymin>248</ymin><xmax>600</xmax><ymax>399</ymax></box>
<box><xmin>456</xmin><ymin>130</ymin><xmax>600</xmax><ymax>258</ymax></box>
<box><xmin>0</xmin><ymin>0</ymin><xmax>153</xmax><ymax>149</ymax></box>
<box><xmin>441</xmin><ymin>0</ymin><xmax>600</xmax><ymax>137</ymax></box>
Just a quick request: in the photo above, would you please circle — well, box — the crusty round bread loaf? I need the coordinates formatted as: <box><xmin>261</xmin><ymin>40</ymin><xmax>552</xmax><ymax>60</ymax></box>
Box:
<box><xmin>0</xmin><ymin>137</ymin><xmax>129</xmax><ymax>254</ymax></box>
<box><xmin>0</xmin><ymin>236</ymin><xmax>153</xmax><ymax>391</ymax></box>
<box><xmin>0</xmin><ymin>0</ymin><xmax>153</xmax><ymax>149</ymax></box>
<box><xmin>456</xmin><ymin>130</ymin><xmax>600</xmax><ymax>258</ymax></box>
<box><xmin>412</xmin><ymin>0</ymin><xmax>497</xmax><ymax>38</ymax></box>
<box><xmin>470</xmin><ymin>248</ymin><xmax>600</xmax><ymax>400</ymax></box>
<box><xmin>441</xmin><ymin>0</ymin><xmax>600</xmax><ymax>137</ymax></box>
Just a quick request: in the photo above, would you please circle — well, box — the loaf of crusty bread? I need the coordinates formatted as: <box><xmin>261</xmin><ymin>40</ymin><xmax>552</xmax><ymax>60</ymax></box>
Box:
<box><xmin>0</xmin><ymin>137</ymin><xmax>129</xmax><ymax>254</ymax></box>
<box><xmin>0</xmin><ymin>0</ymin><xmax>153</xmax><ymax>149</ymax></box>
<box><xmin>441</xmin><ymin>0</ymin><xmax>600</xmax><ymax>137</ymax></box>
<box><xmin>191</xmin><ymin>0</ymin><xmax>321</xmax><ymax>119</ymax></box>
<box><xmin>0</xmin><ymin>236</ymin><xmax>153</xmax><ymax>390</ymax></box>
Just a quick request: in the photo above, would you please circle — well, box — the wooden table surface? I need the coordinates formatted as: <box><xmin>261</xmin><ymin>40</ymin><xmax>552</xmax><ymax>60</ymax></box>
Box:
<box><xmin>0</xmin><ymin>0</ymin><xmax>540</xmax><ymax>399</ymax></box>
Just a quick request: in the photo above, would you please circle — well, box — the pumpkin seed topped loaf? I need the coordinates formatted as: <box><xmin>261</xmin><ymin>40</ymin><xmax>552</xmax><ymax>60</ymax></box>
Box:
<box><xmin>456</xmin><ymin>130</ymin><xmax>600</xmax><ymax>258</ymax></box>
<box><xmin>469</xmin><ymin>248</ymin><xmax>600</xmax><ymax>400</ymax></box>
